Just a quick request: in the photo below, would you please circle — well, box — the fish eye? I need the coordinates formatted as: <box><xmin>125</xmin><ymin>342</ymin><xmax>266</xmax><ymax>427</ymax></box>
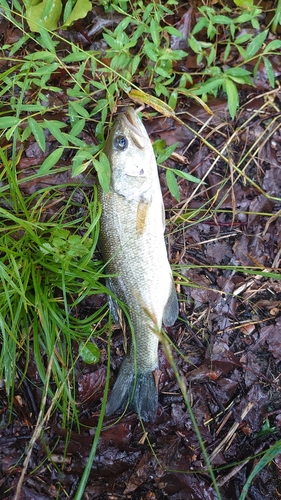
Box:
<box><xmin>114</xmin><ymin>135</ymin><xmax>128</xmax><ymax>151</ymax></box>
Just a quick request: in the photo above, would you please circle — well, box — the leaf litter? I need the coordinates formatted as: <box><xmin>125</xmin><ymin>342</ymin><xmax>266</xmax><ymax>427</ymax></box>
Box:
<box><xmin>1</xmin><ymin>2</ymin><xmax>281</xmax><ymax>500</ymax></box>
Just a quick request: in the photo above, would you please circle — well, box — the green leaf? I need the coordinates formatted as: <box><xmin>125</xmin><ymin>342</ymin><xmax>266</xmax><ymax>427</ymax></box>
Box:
<box><xmin>155</xmin><ymin>141</ymin><xmax>178</xmax><ymax>163</ymax></box>
<box><xmin>69</xmin><ymin>101</ymin><xmax>89</xmax><ymax>118</ymax></box>
<box><xmin>24</xmin><ymin>50</ymin><xmax>57</xmax><ymax>61</ymax></box>
<box><xmin>37</xmin><ymin>147</ymin><xmax>63</xmax><ymax>175</ymax></box>
<box><xmin>72</xmin><ymin>150</ymin><xmax>92</xmax><ymax>176</ymax></box>
<box><xmin>172</xmin><ymin>168</ymin><xmax>202</xmax><ymax>185</ymax></box>
<box><xmin>264</xmin><ymin>39</ymin><xmax>281</xmax><ymax>52</ymax></box>
<box><xmin>71</xmin><ymin>118</ymin><xmax>85</xmax><ymax>137</ymax></box>
<box><xmin>166</xmin><ymin>169</ymin><xmax>180</xmax><ymax>202</ymax></box>
<box><xmin>192</xmin><ymin>17</ymin><xmax>208</xmax><ymax>35</ymax></box>
<box><xmin>212</xmin><ymin>15</ymin><xmax>232</xmax><ymax>24</ymax></box>
<box><xmin>39</xmin><ymin>26</ymin><xmax>56</xmax><ymax>52</ymax></box>
<box><xmin>190</xmin><ymin>77</ymin><xmax>224</xmax><ymax>96</ymax></box>
<box><xmin>143</xmin><ymin>40</ymin><xmax>158</xmax><ymax>62</ymax></box>
<box><xmin>234</xmin><ymin>0</ymin><xmax>253</xmax><ymax>6</ymax></box>
<box><xmin>224</xmin><ymin>78</ymin><xmax>239</xmax><ymax>119</ymax></box>
<box><xmin>131</xmin><ymin>54</ymin><xmax>141</xmax><ymax>75</ymax></box>
<box><xmin>165</xmin><ymin>26</ymin><xmax>184</xmax><ymax>38</ymax></box>
<box><xmin>244</xmin><ymin>29</ymin><xmax>268</xmax><ymax>60</ymax></box>
<box><xmin>79</xmin><ymin>342</ymin><xmax>100</xmax><ymax>364</ymax></box>
<box><xmin>235</xmin><ymin>34</ymin><xmax>253</xmax><ymax>45</ymax></box>
<box><xmin>150</xmin><ymin>17</ymin><xmax>159</xmax><ymax>46</ymax></box>
<box><xmin>188</xmin><ymin>35</ymin><xmax>203</xmax><ymax>54</ymax></box>
<box><xmin>26</xmin><ymin>0</ymin><xmax>62</xmax><ymax>33</ymax></box>
<box><xmin>63</xmin><ymin>0</ymin><xmax>91</xmax><ymax>27</ymax></box>
<box><xmin>0</xmin><ymin>117</ymin><xmax>20</xmax><ymax>129</ymax></box>
<box><xmin>155</xmin><ymin>66</ymin><xmax>171</xmax><ymax>78</ymax></box>
<box><xmin>93</xmin><ymin>152</ymin><xmax>111</xmax><ymax>193</ymax></box>
<box><xmin>263</xmin><ymin>57</ymin><xmax>275</xmax><ymax>88</ymax></box>
<box><xmin>225</xmin><ymin>67</ymin><xmax>252</xmax><ymax>77</ymax></box>
<box><xmin>63</xmin><ymin>52</ymin><xmax>89</xmax><ymax>62</ymax></box>
<box><xmin>103</xmin><ymin>33</ymin><xmax>121</xmax><ymax>50</ymax></box>
<box><xmin>28</xmin><ymin>117</ymin><xmax>46</xmax><ymax>152</ymax></box>
<box><xmin>44</xmin><ymin>120</ymin><xmax>68</xmax><ymax>146</ymax></box>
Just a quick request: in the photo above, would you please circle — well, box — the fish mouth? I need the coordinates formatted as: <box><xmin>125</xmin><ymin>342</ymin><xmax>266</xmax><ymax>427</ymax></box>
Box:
<box><xmin>121</xmin><ymin>108</ymin><xmax>148</xmax><ymax>148</ymax></box>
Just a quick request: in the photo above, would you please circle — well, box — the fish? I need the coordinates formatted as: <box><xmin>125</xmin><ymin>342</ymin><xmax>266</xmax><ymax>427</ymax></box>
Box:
<box><xmin>98</xmin><ymin>107</ymin><xmax>178</xmax><ymax>422</ymax></box>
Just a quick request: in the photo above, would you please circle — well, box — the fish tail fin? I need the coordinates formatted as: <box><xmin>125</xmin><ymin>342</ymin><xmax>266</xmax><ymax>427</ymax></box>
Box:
<box><xmin>106</xmin><ymin>357</ymin><xmax>158</xmax><ymax>422</ymax></box>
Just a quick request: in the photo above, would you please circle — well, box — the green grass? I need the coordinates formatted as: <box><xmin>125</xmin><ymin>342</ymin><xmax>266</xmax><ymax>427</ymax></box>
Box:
<box><xmin>0</xmin><ymin>157</ymin><xmax>109</xmax><ymax>425</ymax></box>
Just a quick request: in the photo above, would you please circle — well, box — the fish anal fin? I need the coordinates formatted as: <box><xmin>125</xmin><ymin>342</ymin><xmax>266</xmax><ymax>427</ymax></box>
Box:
<box><xmin>162</xmin><ymin>279</ymin><xmax>178</xmax><ymax>327</ymax></box>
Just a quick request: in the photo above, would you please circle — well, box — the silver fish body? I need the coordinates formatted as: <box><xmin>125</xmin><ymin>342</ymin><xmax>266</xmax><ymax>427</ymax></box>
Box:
<box><xmin>98</xmin><ymin>108</ymin><xmax>178</xmax><ymax>421</ymax></box>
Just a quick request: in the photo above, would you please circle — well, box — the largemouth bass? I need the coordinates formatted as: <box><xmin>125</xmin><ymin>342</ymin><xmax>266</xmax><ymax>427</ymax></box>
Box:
<box><xmin>98</xmin><ymin>108</ymin><xmax>178</xmax><ymax>422</ymax></box>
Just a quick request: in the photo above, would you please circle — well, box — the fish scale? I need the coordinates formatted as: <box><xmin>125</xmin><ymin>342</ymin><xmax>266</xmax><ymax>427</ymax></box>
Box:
<box><xmin>98</xmin><ymin>108</ymin><xmax>178</xmax><ymax>421</ymax></box>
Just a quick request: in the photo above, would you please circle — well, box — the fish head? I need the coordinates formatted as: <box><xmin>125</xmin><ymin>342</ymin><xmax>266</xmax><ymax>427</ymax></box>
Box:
<box><xmin>104</xmin><ymin>108</ymin><xmax>158</xmax><ymax>201</ymax></box>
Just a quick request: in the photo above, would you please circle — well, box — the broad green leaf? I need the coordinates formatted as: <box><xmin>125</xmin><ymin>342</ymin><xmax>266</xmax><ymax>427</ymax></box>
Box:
<box><xmin>93</xmin><ymin>152</ymin><xmax>111</xmax><ymax>193</ymax></box>
<box><xmin>37</xmin><ymin>147</ymin><xmax>64</xmax><ymax>175</ymax></box>
<box><xmin>224</xmin><ymin>78</ymin><xmax>239</xmax><ymax>119</ymax></box>
<box><xmin>28</xmin><ymin>117</ymin><xmax>46</xmax><ymax>152</ymax></box>
<box><xmin>79</xmin><ymin>342</ymin><xmax>100</xmax><ymax>364</ymax></box>
<box><xmin>244</xmin><ymin>30</ymin><xmax>268</xmax><ymax>60</ymax></box>
<box><xmin>26</xmin><ymin>0</ymin><xmax>62</xmax><ymax>33</ymax></box>
<box><xmin>166</xmin><ymin>169</ymin><xmax>180</xmax><ymax>202</ymax></box>
<box><xmin>0</xmin><ymin>117</ymin><xmax>20</xmax><ymax>129</ymax></box>
<box><xmin>62</xmin><ymin>0</ymin><xmax>91</xmax><ymax>27</ymax></box>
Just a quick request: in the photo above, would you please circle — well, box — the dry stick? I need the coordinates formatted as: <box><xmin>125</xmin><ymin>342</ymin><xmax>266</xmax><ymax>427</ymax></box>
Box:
<box><xmin>14</xmin><ymin>351</ymin><xmax>65</xmax><ymax>500</ymax></box>
<box><xmin>208</xmin><ymin>401</ymin><xmax>254</xmax><ymax>464</ymax></box>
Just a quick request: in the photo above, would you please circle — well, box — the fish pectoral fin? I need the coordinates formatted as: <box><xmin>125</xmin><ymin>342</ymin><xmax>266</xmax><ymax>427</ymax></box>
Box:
<box><xmin>106</xmin><ymin>357</ymin><xmax>158</xmax><ymax>422</ymax></box>
<box><xmin>162</xmin><ymin>278</ymin><xmax>178</xmax><ymax>327</ymax></box>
